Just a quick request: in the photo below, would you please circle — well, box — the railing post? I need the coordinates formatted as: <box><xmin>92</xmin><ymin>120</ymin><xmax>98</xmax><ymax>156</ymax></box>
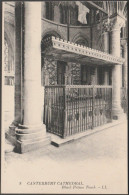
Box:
<box><xmin>63</xmin><ymin>86</ymin><xmax>66</xmax><ymax>138</ymax></box>
<box><xmin>121</xmin><ymin>87</ymin><xmax>127</xmax><ymax>114</ymax></box>
<box><xmin>92</xmin><ymin>85</ymin><xmax>95</xmax><ymax>129</ymax></box>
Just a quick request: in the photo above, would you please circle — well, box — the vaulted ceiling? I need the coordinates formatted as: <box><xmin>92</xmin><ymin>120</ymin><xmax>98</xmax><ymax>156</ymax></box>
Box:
<box><xmin>93</xmin><ymin>1</ymin><xmax>127</xmax><ymax>17</ymax></box>
<box><xmin>55</xmin><ymin>1</ymin><xmax>127</xmax><ymax>18</ymax></box>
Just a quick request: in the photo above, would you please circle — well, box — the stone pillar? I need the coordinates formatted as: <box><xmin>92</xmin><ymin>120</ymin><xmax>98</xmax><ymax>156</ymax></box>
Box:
<box><xmin>54</xmin><ymin>5</ymin><xmax>60</xmax><ymax>23</ymax></box>
<box><xmin>12</xmin><ymin>2</ymin><xmax>50</xmax><ymax>153</ymax></box>
<box><xmin>66</xmin><ymin>62</ymin><xmax>72</xmax><ymax>85</ymax></box>
<box><xmin>102</xmin><ymin>20</ymin><xmax>110</xmax><ymax>53</ymax></box>
<box><xmin>14</xmin><ymin>2</ymin><xmax>23</xmax><ymax>126</ymax></box>
<box><xmin>123</xmin><ymin>43</ymin><xmax>127</xmax><ymax>89</ymax></box>
<box><xmin>41</xmin><ymin>1</ymin><xmax>46</xmax><ymax>18</ymax></box>
<box><xmin>91</xmin><ymin>67</ymin><xmax>97</xmax><ymax>85</ymax></box>
<box><xmin>103</xmin><ymin>32</ymin><xmax>109</xmax><ymax>53</ymax></box>
<box><xmin>23</xmin><ymin>2</ymin><xmax>42</xmax><ymax>126</ymax></box>
<box><xmin>104</xmin><ymin>69</ymin><xmax>109</xmax><ymax>85</ymax></box>
<box><xmin>7</xmin><ymin>2</ymin><xmax>23</xmax><ymax>138</ymax></box>
<box><xmin>95</xmin><ymin>67</ymin><xmax>98</xmax><ymax>84</ymax></box>
<box><xmin>110</xmin><ymin>17</ymin><xmax>125</xmax><ymax>119</ymax></box>
<box><xmin>90</xmin><ymin>9</ymin><xmax>94</xmax><ymax>24</ymax></box>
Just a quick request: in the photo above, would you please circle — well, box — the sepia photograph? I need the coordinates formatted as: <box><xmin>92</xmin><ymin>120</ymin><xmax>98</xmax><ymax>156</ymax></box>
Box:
<box><xmin>1</xmin><ymin>1</ymin><xmax>128</xmax><ymax>194</ymax></box>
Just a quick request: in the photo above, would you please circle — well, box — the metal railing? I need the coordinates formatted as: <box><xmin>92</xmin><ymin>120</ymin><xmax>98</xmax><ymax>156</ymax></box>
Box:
<box><xmin>44</xmin><ymin>85</ymin><xmax>112</xmax><ymax>138</ymax></box>
<box><xmin>121</xmin><ymin>87</ymin><xmax>128</xmax><ymax>114</ymax></box>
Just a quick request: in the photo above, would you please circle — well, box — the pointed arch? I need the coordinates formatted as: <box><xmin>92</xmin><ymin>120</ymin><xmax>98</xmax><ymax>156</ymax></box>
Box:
<box><xmin>72</xmin><ymin>32</ymin><xmax>89</xmax><ymax>47</ymax></box>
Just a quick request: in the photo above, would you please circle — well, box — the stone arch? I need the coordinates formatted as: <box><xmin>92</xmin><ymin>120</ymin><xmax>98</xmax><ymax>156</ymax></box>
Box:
<box><xmin>4</xmin><ymin>23</ymin><xmax>15</xmax><ymax>77</ymax></box>
<box><xmin>4</xmin><ymin>31</ymin><xmax>14</xmax><ymax>74</ymax></box>
<box><xmin>41</xmin><ymin>30</ymin><xmax>63</xmax><ymax>86</ymax></box>
<box><xmin>4</xmin><ymin>25</ymin><xmax>14</xmax><ymax>53</ymax></box>
<box><xmin>41</xmin><ymin>29</ymin><xmax>65</xmax><ymax>54</ymax></box>
<box><xmin>4</xmin><ymin>26</ymin><xmax>15</xmax><ymax>128</ymax></box>
<box><xmin>72</xmin><ymin>32</ymin><xmax>89</xmax><ymax>47</ymax></box>
<box><xmin>42</xmin><ymin>29</ymin><xmax>64</xmax><ymax>41</ymax></box>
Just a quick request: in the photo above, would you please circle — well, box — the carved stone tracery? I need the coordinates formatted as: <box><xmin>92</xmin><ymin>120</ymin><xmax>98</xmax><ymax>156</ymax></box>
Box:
<box><xmin>102</xmin><ymin>19</ymin><xmax>111</xmax><ymax>32</ymax></box>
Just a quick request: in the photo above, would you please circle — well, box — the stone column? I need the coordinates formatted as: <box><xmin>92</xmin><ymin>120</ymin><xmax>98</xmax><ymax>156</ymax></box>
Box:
<box><xmin>7</xmin><ymin>2</ymin><xmax>23</xmax><ymax>138</ymax></box>
<box><xmin>102</xmin><ymin>20</ymin><xmax>110</xmax><ymax>53</ymax></box>
<box><xmin>104</xmin><ymin>69</ymin><xmax>109</xmax><ymax>85</ymax></box>
<box><xmin>90</xmin><ymin>9</ymin><xmax>94</xmax><ymax>24</ymax></box>
<box><xmin>41</xmin><ymin>1</ymin><xmax>46</xmax><ymax>18</ymax></box>
<box><xmin>91</xmin><ymin>67</ymin><xmax>97</xmax><ymax>85</ymax></box>
<box><xmin>54</xmin><ymin>5</ymin><xmax>60</xmax><ymax>23</ymax></box>
<box><xmin>66</xmin><ymin>62</ymin><xmax>72</xmax><ymax>85</ymax></box>
<box><xmin>14</xmin><ymin>2</ymin><xmax>23</xmax><ymax>126</ymax></box>
<box><xmin>94</xmin><ymin>67</ymin><xmax>98</xmax><ymax>85</ymax></box>
<box><xmin>123</xmin><ymin>42</ymin><xmax>127</xmax><ymax>89</ymax></box>
<box><xmin>110</xmin><ymin>17</ymin><xmax>125</xmax><ymax>119</ymax></box>
<box><xmin>23</xmin><ymin>2</ymin><xmax>42</xmax><ymax>126</ymax></box>
<box><xmin>103</xmin><ymin>32</ymin><xmax>109</xmax><ymax>53</ymax></box>
<box><xmin>14</xmin><ymin>2</ymin><xmax>50</xmax><ymax>153</ymax></box>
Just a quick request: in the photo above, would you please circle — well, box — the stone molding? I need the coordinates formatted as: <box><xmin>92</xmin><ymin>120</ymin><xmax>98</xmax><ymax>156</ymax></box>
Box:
<box><xmin>110</xmin><ymin>17</ymin><xmax>125</xmax><ymax>31</ymax></box>
<box><xmin>43</xmin><ymin>36</ymin><xmax>125</xmax><ymax>65</ymax></box>
<box><xmin>102</xmin><ymin>15</ymin><xmax>126</xmax><ymax>33</ymax></box>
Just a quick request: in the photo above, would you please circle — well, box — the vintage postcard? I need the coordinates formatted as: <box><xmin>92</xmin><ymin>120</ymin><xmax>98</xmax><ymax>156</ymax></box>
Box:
<box><xmin>1</xmin><ymin>1</ymin><xmax>128</xmax><ymax>194</ymax></box>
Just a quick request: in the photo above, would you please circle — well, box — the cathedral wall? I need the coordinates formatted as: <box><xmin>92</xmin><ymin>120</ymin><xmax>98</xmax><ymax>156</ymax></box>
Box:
<box><xmin>41</xmin><ymin>18</ymin><xmax>91</xmax><ymax>47</ymax></box>
<box><xmin>92</xmin><ymin>24</ymin><xmax>104</xmax><ymax>51</ymax></box>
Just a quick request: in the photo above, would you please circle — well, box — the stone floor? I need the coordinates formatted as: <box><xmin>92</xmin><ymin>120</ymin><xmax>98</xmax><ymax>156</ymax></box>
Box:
<box><xmin>2</xmin><ymin>119</ymin><xmax>128</xmax><ymax>194</ymax></box>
